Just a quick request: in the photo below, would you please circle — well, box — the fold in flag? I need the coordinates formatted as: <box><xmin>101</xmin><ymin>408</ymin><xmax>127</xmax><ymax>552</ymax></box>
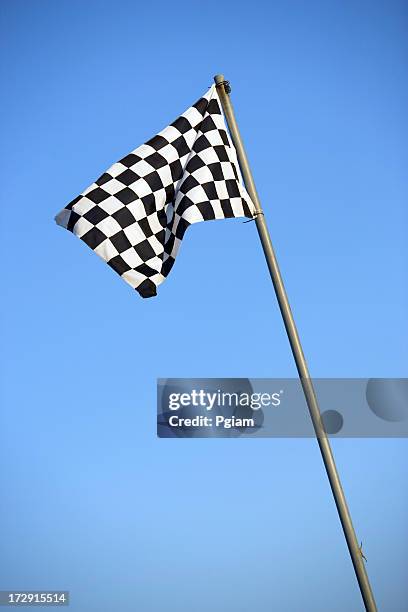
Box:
<box><xmin>55</xmin><ymin>85</ymin><xmax>255</xmax><ymax>297</ymax></box>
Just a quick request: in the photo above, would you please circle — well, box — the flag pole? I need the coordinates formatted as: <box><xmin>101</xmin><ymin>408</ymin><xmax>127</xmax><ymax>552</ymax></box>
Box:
<box><xmin>214</xmin><ymin>74</ymin><xmax>377</xmax><ymax>612</ymax></box>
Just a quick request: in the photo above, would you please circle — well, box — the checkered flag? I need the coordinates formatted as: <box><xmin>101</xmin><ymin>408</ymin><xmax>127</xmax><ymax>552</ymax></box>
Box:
<box><xmin>55</xmin><ymin>85</ymin><xmax>255</xmax><ymax>297</ymax></box>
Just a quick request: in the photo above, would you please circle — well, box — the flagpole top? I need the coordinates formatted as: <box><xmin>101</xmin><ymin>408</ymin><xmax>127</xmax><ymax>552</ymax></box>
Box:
<box><xmin>214</xmin><ymin>74</ymin><xmax>231</xmax><ymax>94</ymax></box>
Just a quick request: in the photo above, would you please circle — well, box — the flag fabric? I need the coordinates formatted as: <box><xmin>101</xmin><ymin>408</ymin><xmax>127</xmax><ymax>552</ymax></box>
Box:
<box><xmin>55</xmin><ymin>85</ymin><xmax>255</xmax><ymax>298</ymax></box>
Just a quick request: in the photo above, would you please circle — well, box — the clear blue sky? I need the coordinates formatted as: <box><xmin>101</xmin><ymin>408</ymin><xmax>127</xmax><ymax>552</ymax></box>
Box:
<box><xmin>0</xmin><ymin>1</ymin><xmax>407</xmax><ymax>610</ymax></box>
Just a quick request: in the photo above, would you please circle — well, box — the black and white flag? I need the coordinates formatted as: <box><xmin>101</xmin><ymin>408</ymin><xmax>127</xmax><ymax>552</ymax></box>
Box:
<box><xmin>55</xmin><ymin>85</ymin><xmax>255</xmax><ymax>297</ymax></box>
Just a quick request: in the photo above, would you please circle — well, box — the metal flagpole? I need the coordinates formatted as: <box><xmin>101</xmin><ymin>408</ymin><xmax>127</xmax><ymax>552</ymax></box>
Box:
<box><xmin>214</xmin><ymin>74</ymin><xmax>377</xmax><ymax>612</ymax></box>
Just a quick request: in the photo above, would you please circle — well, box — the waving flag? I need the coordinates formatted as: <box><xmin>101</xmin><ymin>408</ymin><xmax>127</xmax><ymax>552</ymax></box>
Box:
<box><xmin>55</xmin><ymin>85</ymin><xmax>254</xmax><ymax>297</ymax></box>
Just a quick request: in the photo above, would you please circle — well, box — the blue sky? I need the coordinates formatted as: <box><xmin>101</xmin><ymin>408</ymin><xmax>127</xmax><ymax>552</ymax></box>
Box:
<box><xmin>0</xmin><ymin>1</ymin><xmax>407</xmax><ymax>610</ymax></box>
